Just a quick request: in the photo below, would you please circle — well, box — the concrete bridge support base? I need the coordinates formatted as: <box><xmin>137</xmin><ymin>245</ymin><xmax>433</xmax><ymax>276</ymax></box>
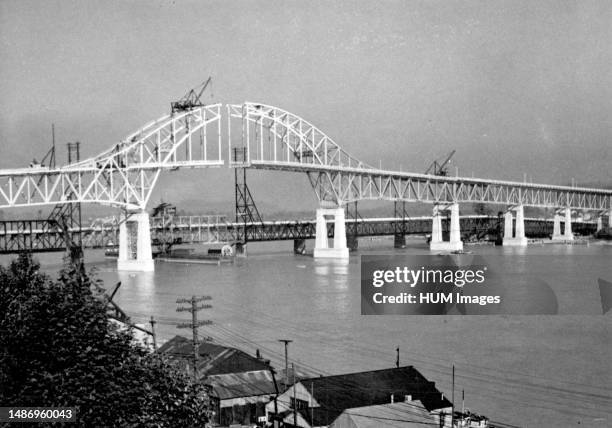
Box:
<box><xmin>314</xmin><ymin>208</ymin><xmax>349</xmax><ymax>259</ymax></box>
<box><xmin>552</xmin><ymin>208</ymin><xmax>574</xmax><ymax>241</ymax></box>
<box><xmin>430</xmin><ymin>203</ymin><xmax>463</xmax><ymax>252</ymax></box>
<box><xmin>118</xmin><ymin>210</ymin><xmax>154</xmax><ymax>272</ymax></box>
<box><xmin>503</xmin><ymin>205</ymin><xmax>528</xmax><ymax>246</ymax></box>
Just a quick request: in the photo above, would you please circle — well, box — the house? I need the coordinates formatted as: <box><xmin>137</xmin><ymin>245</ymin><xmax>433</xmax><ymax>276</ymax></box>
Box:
<box><xmin>265</xmin><ymin>366</ymin><xmax>452</xmax><ymax>428</ymax></box>
<box><xmin>158</xmin><ymin>335</ymin><xmax>279</xmax><ymax>427</ymax></box>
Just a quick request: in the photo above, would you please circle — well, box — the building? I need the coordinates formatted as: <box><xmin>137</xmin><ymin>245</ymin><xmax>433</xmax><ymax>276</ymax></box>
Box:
<box><xmin>266</xmin><ymin>366</ymin><xmax>453</xmax><ymax>428</ymax></box>
<box><xmin>158</xmin><ymin>335</ymin><xmax>279</xmax><ymax>427</ymax></box>
<box><xmin>329</xmin><ymin>401</ymin><xmax>441</xmax><ymax>428</ymax></box>
<box><xmin>329</xmin><ymin>402</ymin><xmax>489</xmax><ymax>428</ymax></box>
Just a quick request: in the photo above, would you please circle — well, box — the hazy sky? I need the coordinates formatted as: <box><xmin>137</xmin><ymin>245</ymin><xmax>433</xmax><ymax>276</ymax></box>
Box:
<box><xmin>0</xmin><ymin>0</ymin><xmax>610</xmax><ymax>215</ymax></box>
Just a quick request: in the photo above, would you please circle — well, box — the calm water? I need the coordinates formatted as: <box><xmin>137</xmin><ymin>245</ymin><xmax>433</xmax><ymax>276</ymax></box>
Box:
<box><xmin>4</xmin><ymin>238</ymin><xmax>611</xmax><ymax>427</ymax></box>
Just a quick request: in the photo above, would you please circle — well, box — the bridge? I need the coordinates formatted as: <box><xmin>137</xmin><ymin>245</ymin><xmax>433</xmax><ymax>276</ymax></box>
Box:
<box><xmin>1</xmin><ymin>102</ymin><xmax>610</xmax><ymax>270</ymax></box>
<box><xmin>0</xmin><ymin>214</ymin><xmax>599</xmax><ymax>255</ymax></box>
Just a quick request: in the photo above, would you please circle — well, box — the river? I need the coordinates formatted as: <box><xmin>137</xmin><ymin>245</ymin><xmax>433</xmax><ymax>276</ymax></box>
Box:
<box><xmin>4</xmin><ymin>238</ymin><xmax>611</xmax><ymax>427</ymax></box>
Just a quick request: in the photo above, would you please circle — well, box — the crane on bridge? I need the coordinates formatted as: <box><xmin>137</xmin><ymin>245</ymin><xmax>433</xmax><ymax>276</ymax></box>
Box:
<box><xmin>425</xmin><ymin>150</ymin><xmax>456</xmax><ymax>176</ymax></box>
<box><xmin>171</xmin><ymin>77</ymin><xmax>213</xmax><ymax>113</ymax></box>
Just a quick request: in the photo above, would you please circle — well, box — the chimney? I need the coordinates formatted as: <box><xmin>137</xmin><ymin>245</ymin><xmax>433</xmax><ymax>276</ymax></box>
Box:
<box><xmin>390</xmin><ymin>394</ymin><xmax>394</xmax><ymax>403</ymax></box>
<box><xmin>405</xmin><ymin>394</ymin><xmax>412</xmax><ymax>402</ymax></box>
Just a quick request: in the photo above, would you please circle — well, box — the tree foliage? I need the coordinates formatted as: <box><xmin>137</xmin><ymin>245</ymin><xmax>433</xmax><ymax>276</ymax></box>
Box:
<box><xmin>0</xmin><ymin>254</ymin><xmax>210</xmax><ymax>427</ymax></box>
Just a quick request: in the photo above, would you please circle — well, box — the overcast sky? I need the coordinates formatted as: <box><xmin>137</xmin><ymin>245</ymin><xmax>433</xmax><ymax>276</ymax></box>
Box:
<box><xmin>0</xmin><ymin>0</ymin><xmax>610</xmax><ymax>215</ymax></box>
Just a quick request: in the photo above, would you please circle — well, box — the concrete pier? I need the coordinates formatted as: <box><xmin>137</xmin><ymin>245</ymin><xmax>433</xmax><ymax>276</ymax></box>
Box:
<box><xmin>552</xmin><ymin>213</ymin><xmax>563</xmax><ymax>240</ymax></box>
<box><xmin>503</xmin><ymin>205</ymin><xmax>528</xmax><ymax>246</ymax></box>
<box><xmin>430</xmin><ymin>203</ymin><xmax>463</xmax><ymax>252</ymax></box>
<box><xmin>314</xmin><ymin>207</ymin><xmax>349</xmax><ymax>259</ymax></box>
<box><xmin>552</xmin><ymin>208</ymin><xmax>574</xmax><ymax>241</ymax></box>
<box><xmin>564</xmin><ymin>208</ymin><xmax>573</xmax><ymax>240</ymax></box>
<box><xmin>118</xmin><ymin>210</ymin><xmax>154</xmax><ymax>271</ymax></box>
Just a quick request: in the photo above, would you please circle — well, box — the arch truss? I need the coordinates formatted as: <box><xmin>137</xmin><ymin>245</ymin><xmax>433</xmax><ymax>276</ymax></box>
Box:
<box><xmin>0</xmin><ymin>105</ymin><xmax>223</xmax><ymax>210</ymax></box>
<box><xmin>228</xmin><ymin>102</ymin><xmax>612</xmax><ymax>212</ymax></box>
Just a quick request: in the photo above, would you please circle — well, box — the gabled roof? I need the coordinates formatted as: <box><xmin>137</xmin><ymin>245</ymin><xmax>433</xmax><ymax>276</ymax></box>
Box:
<box><xmin>207</xmin><ymin>370</ymin><xmax>277</xmax><ymax>400</ymax></box>
<box><xmin>295</xmin><ymin>366</ymin><xmax>451</xmax><ymax>426</ymax></box>
<box><xmin>158</xmin><ymin>335</ymin><xmax>273</xmax><ymax>376</ymax></box>
<box><xmin>328</xmin><ymin>401</ymin><xmax>435</xmax><ymax>428</ymax></box>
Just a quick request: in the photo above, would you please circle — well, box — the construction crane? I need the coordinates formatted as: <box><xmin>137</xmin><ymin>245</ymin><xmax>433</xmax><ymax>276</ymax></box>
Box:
<box><xmin>425</xmin><ymin>150</ymin><xmax>456</xmax><ymax>176</ymax></box>
<box><xmin>171</xmin><ymin>77</ymin><xmax>213</xmax><ymax>113</ymax></box>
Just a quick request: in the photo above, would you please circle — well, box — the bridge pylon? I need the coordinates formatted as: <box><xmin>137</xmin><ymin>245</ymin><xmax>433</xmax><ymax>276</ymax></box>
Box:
<box><xmin>314</xmin><ymin>207</ymin><xmax>349</xmax><ymax>259</ymax></box>
<box><xmin>552</xmin><ymin>208</ymin><xmax>574</xmax><ymax>241</ymax></box>
<box><xmin>118</xmin><ymin>210</ymin><xmax>154</xmax><ymax>271</ymax></box>
<box><xmin>502</xmin><ymin>205</ymin><xmax>528</xmax><ymax>246</ymax></box>
<box><xmin>430</xmin><ymin>203</ymin><xmax>463</xmax><ymax>252</ymax></box>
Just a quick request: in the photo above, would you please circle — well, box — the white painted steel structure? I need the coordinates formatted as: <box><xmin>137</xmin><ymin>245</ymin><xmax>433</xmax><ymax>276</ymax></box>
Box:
<box><xmin>0</xmin><ymin>101</ymin><xmax>610</xmax><ymax>263</ymax></box>
<box><xmin>227</xmin><ymin>102</ymin><xmax>612</xmax><ymax>212</ymax></box>
<box><xmin>0</xmin><ymin>105</ymin><xmax>223</xmax><ymax>210</ymax></box>
<box><xmin>0</xmin><ymin>102</ymin><xmax>609</xmax><ymax>213</ymax></box>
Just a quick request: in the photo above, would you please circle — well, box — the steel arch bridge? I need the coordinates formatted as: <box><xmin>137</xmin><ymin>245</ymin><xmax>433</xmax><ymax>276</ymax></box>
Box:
<box><xmin>227</xmin><ymin>102</ymin><xmax>612</xmax><ymax>213</ymax></box>
<box><xmin>0</xmin><ymin>101</ymin><xmax>610</xmax><ymax>213</ymax></box>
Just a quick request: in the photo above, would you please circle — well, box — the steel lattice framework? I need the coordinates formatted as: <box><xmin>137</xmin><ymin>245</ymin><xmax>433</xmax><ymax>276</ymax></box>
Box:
<box><xmin>0</xmin><ymin>105</ymin><xmax>223</xmax><ymax>210</ymax></box>
<box><xmin>0</xmin><ymin>101</ymin><xmax>609</xmax><ymax>216</ymax></box>
<box><xmin>227</xmin><ymin>102</ymin><xmax>612</xmax><ymax>212</ymax></box>
<box><xmin>1</xmin><ymin>215</ymin><xmax>597</xmax><ymax>253</ymax></box>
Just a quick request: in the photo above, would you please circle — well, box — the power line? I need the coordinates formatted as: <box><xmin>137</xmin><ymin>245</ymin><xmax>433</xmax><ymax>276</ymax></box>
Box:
<box><xmin>176</xmin><ymin>295</ymin><xmax>212</xmax><ymax>382</ymax></box>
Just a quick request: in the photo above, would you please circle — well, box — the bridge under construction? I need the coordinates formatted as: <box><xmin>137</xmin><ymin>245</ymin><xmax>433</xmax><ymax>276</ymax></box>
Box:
<box><xmin>0</xmin><ymin>213</ymin><xmax>600</xmax><ymax>256</ymax></box>
<box><xmin>0</xmin><ymin>100</ymin><xmax>610</xmax><ymax>271</ymax></box>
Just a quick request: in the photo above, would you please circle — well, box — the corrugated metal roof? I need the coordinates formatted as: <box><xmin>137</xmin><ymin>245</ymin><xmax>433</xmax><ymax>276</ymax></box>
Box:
<box><xmin>290</xmin><ymin>366</ymin><xmax>451</xmax><ymax>426</ymax></box>
<box><xmin>158</xmin><ymin>335</ymin><xmax>274</xmax><ymax>376</ymax></box>
<box><xmin>329</xmin><ymin>402</ymin><xmax>434</xmax><ymax>428</ymax></box>
<box><xmin>207</xmin><ymin>370</ymin><xmax>277</xmax><ymax>400</ymax></box>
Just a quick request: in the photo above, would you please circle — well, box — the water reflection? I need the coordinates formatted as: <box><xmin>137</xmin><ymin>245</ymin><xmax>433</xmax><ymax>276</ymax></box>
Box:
<box><xmin>117</xmin><ymin>270</ymin><xmax>156</xmax><ymax>292</ymax></box>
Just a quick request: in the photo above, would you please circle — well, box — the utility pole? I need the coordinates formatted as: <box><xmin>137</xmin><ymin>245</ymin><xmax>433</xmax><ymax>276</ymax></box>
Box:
<box><xmin>278</xmin><ymin>339</ymin><xmax>292</xmax><ymax>389</ymax></box>
<box><xmin>177</xmin><ymin>296</ymin><xmax>213</xmax><ymax>382</ymax></box>
<box><xmin>451</xmin><ymin>365</ymin><xmax>455</xmax><ymax>427</ymax></box>
<box><xmin>149</xmin><ymin>316</ymin><xmax>157</xmax><ymax>351</ymax></box>
<box><xmin>292</xmin><ymin>362</ymin><xmax>297</xmax><ymax>427</ymax></box>
<box><xmin>396</xmin><ymin>346</ymin><xmax>400</xmax><ymax>368</ymax></box>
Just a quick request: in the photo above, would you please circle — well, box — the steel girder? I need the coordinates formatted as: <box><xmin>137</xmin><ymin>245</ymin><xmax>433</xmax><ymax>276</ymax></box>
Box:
<box><xmin>0</xmin><ymin>105</ymin><xmax>223</xmax><ymax>210</ymax></box>
<box><xmin>303</xmin><ymin>169</ymin><xmax>612</xmax><ymax>211</ymax></box>
<box><xmin>227</xmin><ymin>102</ymin><xmax>611</xmax><ymax>212</ymax></box>
<box><xmin>0</xmin><ymin>216</ymin><xmax>598</xmax><ymax>253</ymax></box>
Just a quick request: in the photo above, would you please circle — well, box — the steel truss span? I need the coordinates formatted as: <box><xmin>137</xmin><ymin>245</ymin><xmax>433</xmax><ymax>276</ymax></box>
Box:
<box><xmin>0</xmin><ymin>101</ymin><xmax>610</xmax><ymax>213</ymax></box>
<box><xmin>0</xmin><ymin>105</ymin><xmax>223</xmax><ymax>210</ymax></box>
<box><xmin>0</xmin><ymin>215</ymin><xmax>598</xmax><ymax>253</ymax></box>
<box><xmin>228</xmin><ymin>102</ymin><xmax>611</xmax><ymax>212</ymax></box>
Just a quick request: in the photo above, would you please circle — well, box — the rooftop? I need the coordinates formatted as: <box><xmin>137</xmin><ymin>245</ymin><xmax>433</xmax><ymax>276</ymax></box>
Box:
<box><xmin>158</xmin><ymin>335</ymin><xmax>273</xmax><ymax>376</ymax></box>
